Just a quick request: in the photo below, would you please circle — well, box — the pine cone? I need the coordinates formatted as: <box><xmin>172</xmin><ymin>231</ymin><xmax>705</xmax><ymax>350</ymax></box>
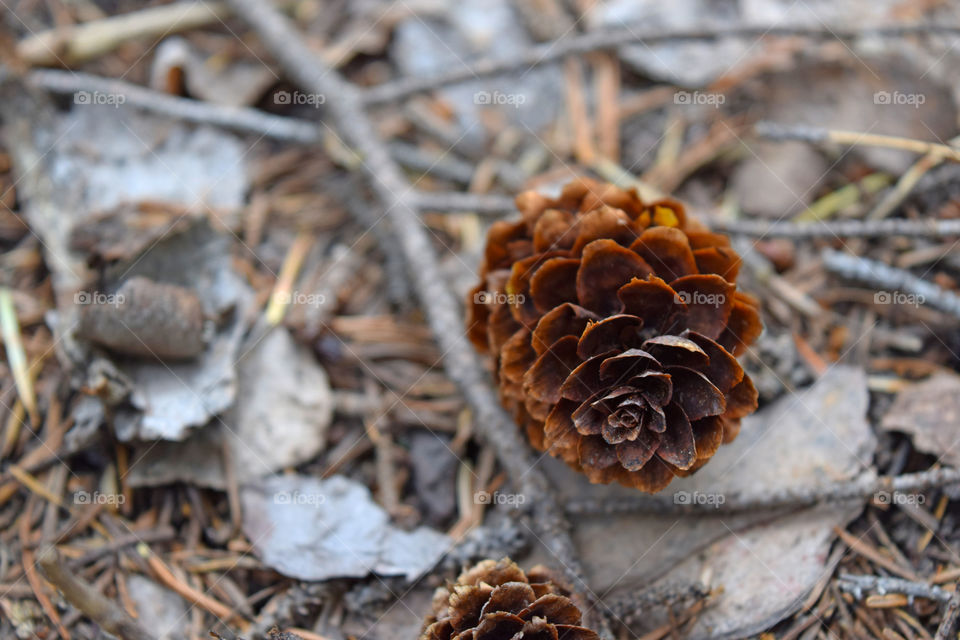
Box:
<box><xmin>467</xmin><ymin>179</ymin><xmax>762</xmax><ymax>492</ymax></box>
<box><xmin>420</xmin><ymin>558</ymin><xmax>599</xmax><ymax>640</ymax></box>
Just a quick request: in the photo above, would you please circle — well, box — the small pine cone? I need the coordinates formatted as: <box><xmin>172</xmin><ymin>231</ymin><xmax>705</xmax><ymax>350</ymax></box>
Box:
<box><xmin>420</xmin><ymin>558</ymin><xmax>600</xmax><ymax>640</ymax></box>
<box><xmin>467</xmin><ymin>179</ymin><xmax>762</xmax><ymax>493</ymax></box>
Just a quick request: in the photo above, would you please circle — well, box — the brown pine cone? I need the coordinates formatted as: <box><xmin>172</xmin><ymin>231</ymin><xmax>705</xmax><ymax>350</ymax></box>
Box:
<box><xmin>467</xmin><ymin>179</ymin><xmax>762</xmax><ymax>492</ymax></box>
<box><xmin>420</xmin><ymin>558</ymin><xmax>599</xmax><ymax>640</ymax></box>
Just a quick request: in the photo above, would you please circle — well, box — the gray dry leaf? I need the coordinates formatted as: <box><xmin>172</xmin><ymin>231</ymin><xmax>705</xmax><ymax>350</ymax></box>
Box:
<box><xmin>222</xmin><ymin>328</ymin><xmax>333</xmax><ymax>483</ymax></box>
<box><xmin>540</xmin><ymin>365</ymin><xmax>875</xmax><ymax>639</ymax></box>
<box><xmin>125</xmin><ymin>575</ymin><xmax>190</xmax><ymax>640</ymax></box>
<box><xmin>127</xmin><ymin>328</ymin><xmax>332</xmax><ymax>488</ymax></box>
<box><xmin>241</xmin><ymin>474</ymin><xmax>451</xmax><ymax>582</ymax></box>
<box><xmin>881</xmin><ymin>373</ymin><xmax>960</xmax><ymax>468</ymax></box>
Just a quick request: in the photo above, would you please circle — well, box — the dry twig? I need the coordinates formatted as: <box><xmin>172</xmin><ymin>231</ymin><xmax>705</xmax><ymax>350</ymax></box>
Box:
<box><xmin>822</xmin><ymin>249</ymin><xmax>960</xmax><ymax>319</ymax></box>
<box><xmin>37</xmin><ymin>545</ymin><xmax>157</xmax><ymax>640</ymax></box>
<box><xmin>362</xmin><ymin>24</ymin><xmax>960</xmax><ymax>104</ymax></box>
<box><xmin>565</xmin><ymin>467</ymin><xmax>960</xmax><ymax>515</ymax></box>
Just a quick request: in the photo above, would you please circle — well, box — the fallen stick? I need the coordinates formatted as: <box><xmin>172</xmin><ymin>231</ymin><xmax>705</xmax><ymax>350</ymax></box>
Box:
<box><xmin>837</xmin><ymin>573</ymin><xmax>953</xmax><ymax>603</ymax></box>
<box><xmin>362</xmin><ymin>24</ymin><xmax>960</xmax><ymax>104</ymax></box>
<box><xmin>822</xmin><ymin>249</ymin><xmax>960</xmax><ymax>319</ymax></box>
<box><xmin>223</xmin><ymin>0</ymin><xmax>604</xmax><ymax>633</ymax></box>
<box><xmin>565</xmin><ymin>467</ymin><xmax>960</xmax><ymax>515</ymax></box>
<box><xmin>756</xmin><ymin>122</ymin><xmax>960</xmax><ymax>162</ymax></box>
<box><xmin>17</xmin><ymin>2</ymin><xmax>230</xmax><ymax>66</ymax></box>
<box><xmin>710</xmin><ymin>217</ymin><xmax>960</xmax><ymax>239</ymax></box>
<box><xmin>28</xmin><ymin>69</ymin><xmax>319</xmax><ymax>143</ymax></box>
<box><xmin>36</xmin><ymin>546</ymin><xmax>157</xmax><ymax>640</ymax></box>
<box><xmin>936</xmin><ymin>592</ymin><xmax>960</xmax><ymax>640</ymax></box>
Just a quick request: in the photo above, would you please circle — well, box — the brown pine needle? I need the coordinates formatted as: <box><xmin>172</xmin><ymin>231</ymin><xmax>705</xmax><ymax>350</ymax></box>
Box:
<box><xmin>834</xmin><ymin>527</ymin><xmax>922</xmax><ymax>581</ymax></box>
<box><xmin>140</xmin><ymin>544</ymin><xmax>245</xmax><ymax>624</ymax></box>
<box><xmin>7</xmin><ymin>464</ymin><xmax>64</xmax><ymax>507</ymax></box>
<box><xmin>266</xmin><ymin>232</ymin><xmax>314</xmax><ymax>326</ymax></box>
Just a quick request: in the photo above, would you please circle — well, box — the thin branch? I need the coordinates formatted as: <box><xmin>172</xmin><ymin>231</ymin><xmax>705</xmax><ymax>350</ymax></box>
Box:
<box><xmin>415</xmin><ymin>191</ymin><xmax>516</xmax><ymax>213</ymax></box>
<box><xmin>36</xmin><ymin>546</ymin><xmax>157</xmax><ymax>640</ymax></box>
<box><xmin>410</xmin><ymin>194</ymin><xmax>960</xmax><ymax>240</ymax></box>
<box><xmin>711</xmin><ymin>217</ymin><xmax>960</xmax><ymax>239</ymax></box>
<box><xmin>937</xmin><ymin>592</ymin><xmax>960</xmax><ymax>640</ymax></box>
<box><xmin>822</xmin><ymin>249</ymin><xmax>960</xmax><ymax>318</ymax></box>
<box><xmin>565</xmin><ymin>467</ymin><xmax>960</xmax><ymax>515</ymax></box>
<box><xmin>28</xmin><ymin>69</ymin><xmax>320</xmax><ymax>143</ymax></box>
<box><xmin>17</xmin><ymin>1</ymin><xmax>230</xmax><ymax>65</ymax></box>
<box><xmin>837</xmin><ymin>573</ymin><xmax>953</xmax><ymax>603</ymax></box>
<box><xmin>362</xmin><ymin>24</ymin><xmax>960</xmax><ymax>105</ymax></box>
<box><xmin>756</xmin><ymin>121</ymin><xmax>960</xmax><ymax>162</ymax></box>
<box><xmin>223</xmin><ymin>0</ymin><xmax>602</xmax><ymax>630</ymax></box>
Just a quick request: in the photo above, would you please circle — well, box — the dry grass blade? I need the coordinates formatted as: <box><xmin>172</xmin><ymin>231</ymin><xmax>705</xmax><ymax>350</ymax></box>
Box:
<box><xmin>0</xmin><ymin>288</ymin><xmax>38</xmax><ymax>425</ymax></box>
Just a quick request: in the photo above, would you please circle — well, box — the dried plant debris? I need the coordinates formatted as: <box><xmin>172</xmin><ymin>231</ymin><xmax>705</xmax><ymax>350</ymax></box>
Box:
<box><xmin>126</xmin><ymin>423</ymin><xmax>227</xmax><ymax>490</ymax></box>
<box><xmin>97</xmin><ymin>222</ymin><xmax>253</xmax><ymax>441</ymax></box>
<box><xmin>151</xmin><ymin>36</ymin><xmax>277</xmax><ymax>107</ymax></box>
<box><xmin>881</xmin><ymin>372</ymin><xmax>960</xmax><ymax>468</ymax></box>
<box><xmin>468</xmin><ymin>179</ymin><xmax>760</xmax><ymax>492</ymax></box>
<box><xmin>241</xmin><ymin>474</ymin><xmax>451</xmax><ymax>581</ymax></box>
<box><xmin>547</xmin><ymin>366</ymin><xmax>874</xmax><ymax>637</ymax></box>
